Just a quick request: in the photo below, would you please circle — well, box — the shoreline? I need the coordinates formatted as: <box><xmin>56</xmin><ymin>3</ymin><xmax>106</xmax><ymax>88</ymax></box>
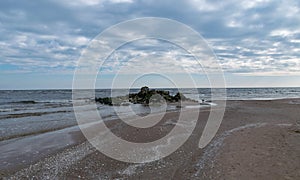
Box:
<box><xmin>1</xmin><ymin>98</ymin><xmax>300</xmax><ymax>179</ymax></box>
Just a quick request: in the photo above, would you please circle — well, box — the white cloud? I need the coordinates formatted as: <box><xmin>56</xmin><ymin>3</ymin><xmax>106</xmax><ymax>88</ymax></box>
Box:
<box><xmin>290</xmin><ymin>39</ymin><xmax>300</xmax><ymax>43</ymax></box>
<box><xmin>109</xmin><ymin>0</ymin><xmax>133</xmax><ymax>3</ymax></box>
<box><xmin>227</xmin><ymin>20</ymin><xmax>243</xmax><ymax>28</ymax></box>
<box><xmin>240</xmin><ymin>0</ymin><xmax>271</xmax><ymax>9</ymax></box>
<box><xmin>56</xmin><ymin>0</ymin><xmax>133</xmax><ymax>7</ymax></box>
<box><xmin>101</xmin><ymin>43</ymin><xmax>200</xmax><ymax>74</ymax></box>
<box><xmin>188</xmin><ymin>0</ymin><xmax>219</xmax><ymax>12</ymax></box>
<box><xmin>74</xmin><ymin>36</ymin><xmax>90</xmax><ymax>46</ymax></box>
<box><xmin>270</xmin><ymin>29</ymin><xmax>299</xmax><ymax>37</ymax></box>
<box><xmin>235</xmin><ymin>71</ymin><xmax>300</xmax><ymax>76</ymax></box>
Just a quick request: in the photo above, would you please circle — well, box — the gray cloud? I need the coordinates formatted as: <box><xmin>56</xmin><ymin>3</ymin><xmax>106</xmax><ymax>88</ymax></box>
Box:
<box><xmin>0</xmin><ymin>0</ymin><xmax>299</xmax><ymax>76</ymax></box>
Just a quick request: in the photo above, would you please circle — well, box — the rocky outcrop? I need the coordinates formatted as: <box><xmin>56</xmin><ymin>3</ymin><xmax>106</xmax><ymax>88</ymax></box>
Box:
<box><xmin>95</xmin><ymin>86</ymin><xmax>195</xmax><ymax>106</ymax></box>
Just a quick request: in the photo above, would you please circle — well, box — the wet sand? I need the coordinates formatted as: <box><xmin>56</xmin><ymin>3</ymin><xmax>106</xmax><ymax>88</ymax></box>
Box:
<box><xmin>1</xmin><ymin>99</ymin><xmax>300</xmax><ymax>179</ymax></box>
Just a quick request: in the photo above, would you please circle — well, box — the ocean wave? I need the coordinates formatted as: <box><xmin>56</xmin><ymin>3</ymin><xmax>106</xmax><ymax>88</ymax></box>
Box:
<box><xmin>0</xmin><ymin>110</ymin><xmax>71</xmax><ymax>120</ymax></box>
<box><xmin>5</xmin><ymin>99</ymin><xmax>73</xmax><ymax>105</ymax></box>
<box><xmin>0</xmin><ymin>108</ymin><xmax>14</xmax><ymax>112</ymax></box>
<box><xmin>36</xmin><ymin>100</ymin><xmax>72</xmax><ymax>104</ymax></box>
<box><xmin>12</xmin><ymin>100</ymin><xmax>37</xmax><ymax>104</ymax></box>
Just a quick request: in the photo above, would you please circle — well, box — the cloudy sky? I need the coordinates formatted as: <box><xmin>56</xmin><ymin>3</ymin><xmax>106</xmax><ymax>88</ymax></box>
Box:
<box><xmin>0</xmin><ymin>0</ymin><xmax>300</xmax><ymax>89</ymax></box>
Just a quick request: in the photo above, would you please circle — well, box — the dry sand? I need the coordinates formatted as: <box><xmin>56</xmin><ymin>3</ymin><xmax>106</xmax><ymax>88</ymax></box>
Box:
<box><xmin>1</xmin><ymin>99</ymin><xmax>300</xmax><ymax>179</ymax></box>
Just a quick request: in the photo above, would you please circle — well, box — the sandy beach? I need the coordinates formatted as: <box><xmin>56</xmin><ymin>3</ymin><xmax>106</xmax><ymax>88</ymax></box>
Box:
<box><xmin>1</xmin><ymin>98</ymin><xmax>300</xmax><ymax>179</ymax></box>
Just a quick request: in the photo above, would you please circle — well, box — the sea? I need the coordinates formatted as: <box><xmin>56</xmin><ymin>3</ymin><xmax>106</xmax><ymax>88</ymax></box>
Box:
<box><xmin>1</xmin><ymin>87</ymin><xmax>300</xmax><ymax>142</ymax></box>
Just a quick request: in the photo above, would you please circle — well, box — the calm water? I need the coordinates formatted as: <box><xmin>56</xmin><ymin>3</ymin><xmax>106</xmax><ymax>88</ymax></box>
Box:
<box><xmin>0</xmin><ymin>88</ymin><xmax>300</xmax><ymax>141</ymax></box>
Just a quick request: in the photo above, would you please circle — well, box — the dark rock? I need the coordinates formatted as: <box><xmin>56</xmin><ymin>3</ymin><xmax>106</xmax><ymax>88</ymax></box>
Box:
<box><xmin>17</xmin><ymin>100</ymin><xmax>36</xmax><ymax>104</ymax></box>
<box><xmin>95</xmin><ymin>86</ymin><xmax>196</xmax><ymax>106</ymax></box>
<box><xmin>95</xmin><ymin>97</ymin><xmax>112</xmax><ymax>106</ymax></box>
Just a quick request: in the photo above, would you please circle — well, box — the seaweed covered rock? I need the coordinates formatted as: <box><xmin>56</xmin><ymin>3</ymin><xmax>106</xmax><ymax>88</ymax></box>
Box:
<box><xmin>95</xmin><ymin>97</ymin><xmax>112</xmax><ymax>106</ymax></box>
<box><xmin>95</xmin><ymin>86</ymin><xmax>194</xmax><ymax>106</ymax></box>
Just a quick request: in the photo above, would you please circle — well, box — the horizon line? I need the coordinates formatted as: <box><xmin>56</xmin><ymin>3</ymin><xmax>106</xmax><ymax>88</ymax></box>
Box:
<box><xmin>1</xmin><ymin>86</ymin><xmax>300</xmax><ymax>91</ymax></box>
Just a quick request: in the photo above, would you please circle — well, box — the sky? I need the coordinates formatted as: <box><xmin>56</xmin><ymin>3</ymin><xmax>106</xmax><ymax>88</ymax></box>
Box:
<box><xmin>0</xmin><ymin>0</ymin><xmax>300</xmax><ymax>89</ymax></box>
